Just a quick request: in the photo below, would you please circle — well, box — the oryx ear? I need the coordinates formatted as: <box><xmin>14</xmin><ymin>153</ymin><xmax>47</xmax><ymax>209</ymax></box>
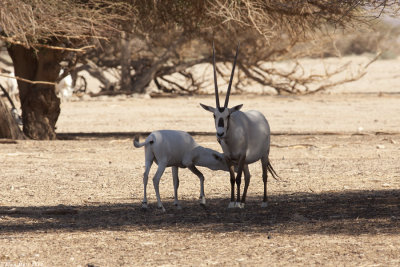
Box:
<box><xmin>229</xmin><ymin>104</ymin><xmax>243</xmax><ymax>114</ymax></box>
<box><xmin>200</xmin><ymin>103</ymin><xmax>215</xmax><ymax>113</ymax></box>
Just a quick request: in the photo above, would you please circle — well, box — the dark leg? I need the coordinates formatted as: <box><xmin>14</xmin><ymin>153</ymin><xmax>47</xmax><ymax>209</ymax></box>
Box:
<box><xmin>241</xmin><ymin>164</ymin><xmax>251</xmax><ymax>206</ymax></box>
<box><xmin>234</xmin><ymin>156</ymin><xmax>246</xmax><ymax>208</ymax></box>
<box><xmin>225</xmin><ymin>157</ymin><xmax>236</xmax><ymax>208</ymax></box>
<box><xmin>261</xmin><ymin>156</ymin><xmax>268</xmax><ymax>208</ymax></box>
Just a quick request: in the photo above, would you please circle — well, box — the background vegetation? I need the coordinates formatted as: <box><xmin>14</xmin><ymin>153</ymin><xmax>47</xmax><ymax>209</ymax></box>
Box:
<box><xmin>1</xmin><ymin>0</ymin><xmax>400</xmax><ymax>139</ymax></box>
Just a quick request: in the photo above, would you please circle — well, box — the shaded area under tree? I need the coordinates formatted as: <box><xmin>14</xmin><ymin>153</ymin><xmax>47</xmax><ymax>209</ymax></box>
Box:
<box><xmin>0</xmin><ymin>190</ymin><xmax>398</xmax><ymax>235</ymax></box>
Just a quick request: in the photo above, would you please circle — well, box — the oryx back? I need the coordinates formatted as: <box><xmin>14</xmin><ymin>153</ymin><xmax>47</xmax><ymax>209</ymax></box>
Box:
<box><xmin>150</xmin><ymin>130</ymin><xmax>197</xmax><ymax>167</ymax></box>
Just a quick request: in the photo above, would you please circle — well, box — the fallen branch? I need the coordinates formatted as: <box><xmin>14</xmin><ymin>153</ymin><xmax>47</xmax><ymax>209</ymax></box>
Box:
<box><xmin>271</xmin><ymin>143</ymin><xmax>318</xmax><ymax>149</ymax></box>
<box><xmin>0</xmin><ymin>139</ymin><xmax>18</xmax><ymax>144</ymax></box>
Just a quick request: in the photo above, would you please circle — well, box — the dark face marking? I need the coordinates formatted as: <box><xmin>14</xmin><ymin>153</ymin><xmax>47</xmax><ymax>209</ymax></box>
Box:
<box><xmin>214</xmin><ymin>107</ymin><xmax>230</xmax><ymax>138</ymax></box>
<box><xmin>212</xmin><ymin>153</ymin><xmax>223</xmax><ymax>161</ymax></box>
<box><xmin>218</xmin><ymin>118</ymin><xmax>224</xmax><ymax>127</ymax></box>
<box><xmin>218</xmin><ymin>107</ymin><xmax>225</xmax><ymax>113</ymax></box>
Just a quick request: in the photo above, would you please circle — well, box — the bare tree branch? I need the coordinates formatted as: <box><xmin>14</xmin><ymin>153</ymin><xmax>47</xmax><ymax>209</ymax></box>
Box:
<box><xmin>0</xmin><ymin>73</ymin><xmax>56</xmax><ymax>86</ymax></box>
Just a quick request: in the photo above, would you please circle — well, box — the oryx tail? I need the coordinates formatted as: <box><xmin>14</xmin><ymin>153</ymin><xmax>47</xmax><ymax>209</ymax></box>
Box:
<box><xmin>133</xmin><ymin>135</ymin><xmax>153</xmax><ymax>148</ymax></box>
<box><xmin>266</xmin><ymin>160</ymin><xmax>279</xmax><ymax>180</ymax></box>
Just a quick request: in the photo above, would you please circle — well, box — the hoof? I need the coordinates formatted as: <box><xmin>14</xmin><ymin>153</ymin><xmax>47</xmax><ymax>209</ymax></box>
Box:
<box><xmin>141</xmin><ymin>202</ymin><xmax>148</xmax><ymax>209</ymax></box>
<box><xmin>174</xmin><ymin>203</ymin><xmax>182</xmax><ymax>210</ymax></box>
<box><xmin>199</xmin><ymin>196</ymin><xmax>206</xmax><ymax>206</ymax></box>
<box><xmin>228</xmin><ymin>202</ymin><xmax>236</xmax><ymax>209</ymax></box>
<box><xmin>261</xmin><ymin>202</ymin><xmax>268</xmax><ymax>208</ymax></box>
<box><xmin>235</xmin><ymin>202</ymin><xmax>245</xmax><ymax>209</ymax></box>
<box><xmin>157</xmin><ymin>205</ymin><xmax>166</xmax><ymax>213</ymax></box>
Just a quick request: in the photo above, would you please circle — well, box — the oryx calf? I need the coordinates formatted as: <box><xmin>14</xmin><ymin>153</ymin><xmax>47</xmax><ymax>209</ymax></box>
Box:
<box><xmin>134</xmin><ymin>130</ymin><xmax>227</xmax><ymax>212</ymax></box>
<box><xmin>200</xmin><ymin>42</ymin><xmax>278</xmax><ymax>209</ymax></box>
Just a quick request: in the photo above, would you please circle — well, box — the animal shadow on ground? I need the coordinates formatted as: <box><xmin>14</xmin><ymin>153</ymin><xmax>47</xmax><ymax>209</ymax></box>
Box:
<box><xmin>0</xmin><ymin>190</ymin><xmax>399</xmax><ymax>235</ymax></box>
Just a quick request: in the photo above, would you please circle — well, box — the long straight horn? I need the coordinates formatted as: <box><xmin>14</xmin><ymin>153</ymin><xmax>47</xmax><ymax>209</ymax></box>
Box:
<box><xmin>224</xmin><ymin>42</ymin><xmax>240</xmax><ymax>108</ymax></box>
<box><xmin>212</xmin><ymin>41</ymin><xmax>220</xmax><ymax>109</ymax></box>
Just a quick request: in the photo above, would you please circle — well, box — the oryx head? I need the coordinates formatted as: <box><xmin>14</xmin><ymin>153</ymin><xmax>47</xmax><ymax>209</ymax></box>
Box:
<box><xmin>200</xmin><ymin>42</ymin><xmax>242</xmax><ymax>139</ymax></box>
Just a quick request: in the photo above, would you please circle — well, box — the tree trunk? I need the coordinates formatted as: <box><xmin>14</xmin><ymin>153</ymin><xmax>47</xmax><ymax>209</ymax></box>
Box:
<box><xmin>132</xmin><ymin>34</ymin><xmax>185</xmax><ymax>93</ymax></box>
<box><xmin>132</xmin><ymin>64</ymin><xmax>159</xmax><ymax>93</ymax></box>
<box><xmin>132</xmin><ymin>51</ymin><xmax>172</xmax><ymax>93</ymax></box>
<box><xmin>0</xmin><ymin>97</ymin><xmax>25</xmax><ymax>139</ymax></box>
<box><xmin>120</xmin><ymin>32</ymin><xmax>134</xmax><ymax>91</ymax></box>
<box><xmin>7</xmin><ymin>44</ymin><xmax>63</xmax><ymax>140</ymax></box>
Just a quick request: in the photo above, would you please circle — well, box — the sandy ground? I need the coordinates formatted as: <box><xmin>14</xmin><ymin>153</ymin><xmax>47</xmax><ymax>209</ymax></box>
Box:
<box><xmin>57</xmin><ymin>94</ymin><xmax>400</xmax><ymax>134</ymax></box>
<box><xmin>1</xmin><ymin>56</ymin><xmax>400</xmax><ymax>266</ymax></box>
<box><xmin>1</xmin><ymin>95</ymin><xmax>400</xmax><ymax>266</ymax></box>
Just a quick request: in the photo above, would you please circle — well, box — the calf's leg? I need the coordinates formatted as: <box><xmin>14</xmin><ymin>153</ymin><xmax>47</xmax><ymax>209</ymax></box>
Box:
<box><xmin>188</xmin><ymin>165</ymin><xmax>206</xmax><ymax>205</ymax></box>
<box><xmin>142</xmin><ymin>159</ymin><xmax>153</xmax><ymax>209</ymax></box>
<box><xmin>152</xmin><ymin>163</ymin><xmax>167</xmax><ymax>212</ymax></box>
<box><xmin>172</xmin><ymin>166</ymin><xmax>182</xmax><ymax>209</ymax></box>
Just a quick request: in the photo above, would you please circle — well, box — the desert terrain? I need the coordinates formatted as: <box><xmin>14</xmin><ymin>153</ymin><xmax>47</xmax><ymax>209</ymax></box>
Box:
<box><xmin>1</xmin><ymin>56</ymin><xmax>400</xmax><ymax>266</ymax></box>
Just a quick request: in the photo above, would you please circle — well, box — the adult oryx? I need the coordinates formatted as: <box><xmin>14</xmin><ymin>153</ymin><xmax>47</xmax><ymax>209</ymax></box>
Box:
<box><xmin>200</xmin><ymin>42</ymin><xmax>278</xmax><ymax>208</ymax></box>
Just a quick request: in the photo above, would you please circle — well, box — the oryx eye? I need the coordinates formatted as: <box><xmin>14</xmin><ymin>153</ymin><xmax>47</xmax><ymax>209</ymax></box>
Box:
<box><xmin>213</xmin><ymin>114</ymin><xmax>216</xmax><ymax>119</ymax></box>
